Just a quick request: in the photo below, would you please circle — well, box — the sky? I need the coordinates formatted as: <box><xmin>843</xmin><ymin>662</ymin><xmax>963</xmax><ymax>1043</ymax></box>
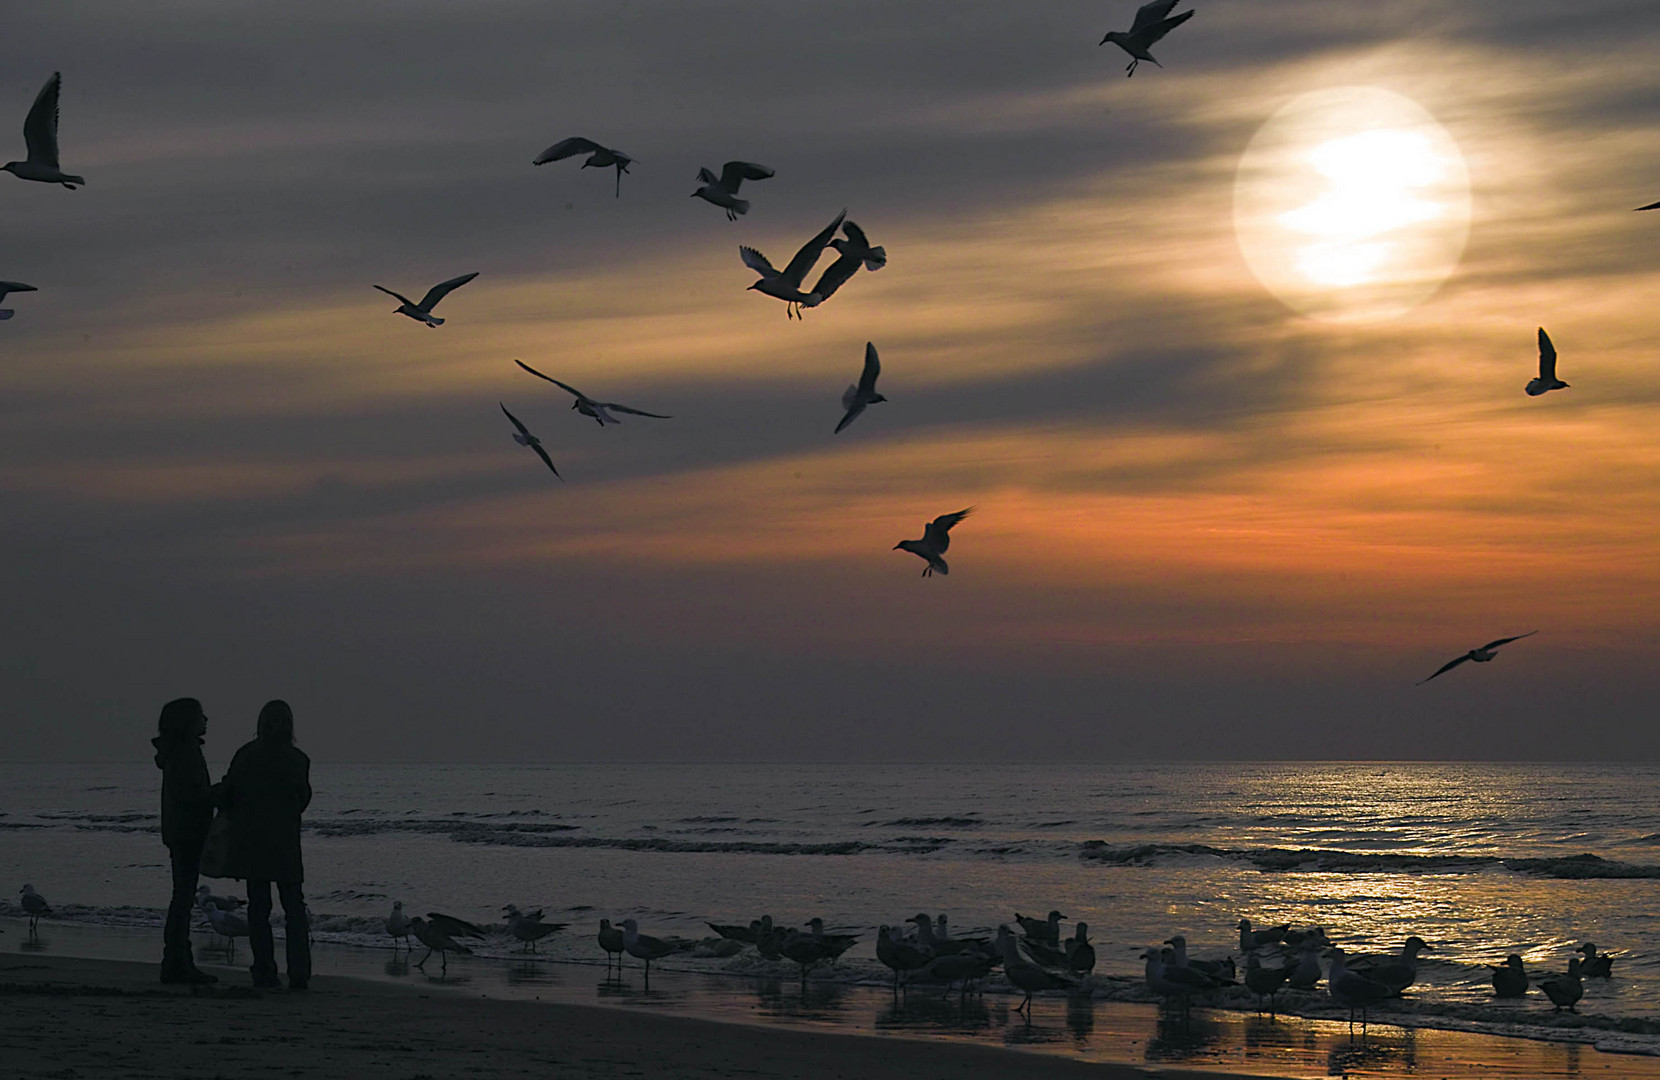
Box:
<box><xmin>4</xmin><ymin>0</ymin><xmax>1660</xmax><ymax>762</ymax></box>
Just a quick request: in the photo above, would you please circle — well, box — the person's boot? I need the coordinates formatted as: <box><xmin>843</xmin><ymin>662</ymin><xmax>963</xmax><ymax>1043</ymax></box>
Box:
<box><xmin>250</xmin><ymin>961</ymin><xmax>282</xmax><ymax>989</ymax></box>
<box><xmin>160</xmin><ymin>944</ymin><xmax>191</xmax><ymax>984</ymax></box>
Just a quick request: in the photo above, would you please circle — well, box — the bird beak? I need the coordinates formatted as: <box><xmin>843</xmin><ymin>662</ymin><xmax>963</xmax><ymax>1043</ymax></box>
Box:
<box><xmin>892</xmin><ymin>543</ymin><xmax>902</xmax><ymax>550</ymax></box>
<box><xmin>746</xmin><ymin>283</ymin><xmax>760</xmax><ymax>291</ymax></box>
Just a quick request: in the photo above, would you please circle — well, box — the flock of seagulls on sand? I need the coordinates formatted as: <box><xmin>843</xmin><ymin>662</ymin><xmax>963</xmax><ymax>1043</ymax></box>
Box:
<box><xmin>2</xmin><ymin>0</ymin><xmax>1616</xmax><ymax>675</ymax></box>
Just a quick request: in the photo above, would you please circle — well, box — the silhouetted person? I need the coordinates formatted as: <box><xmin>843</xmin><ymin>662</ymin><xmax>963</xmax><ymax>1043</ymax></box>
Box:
<box><xmin>221</xmin><ymin>700</ymin><xmax>312</xmax><ymax>990</ymax></box>
<box><xmin>153</xmin><ymin>697</ymin><xmax>218</xmax><ymax>984</ymax></box>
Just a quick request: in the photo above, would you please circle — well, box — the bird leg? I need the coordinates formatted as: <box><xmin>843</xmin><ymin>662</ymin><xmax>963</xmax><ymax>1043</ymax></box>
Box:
<box><xmin>1126</xmin><ymin>60</ymin><xmax>1138</xmax><ymax>76</ymax></box>
<box><xmin>416</xmin><ymin>948</ymin><xmax>431</xmax><ymax>968</ymax></box>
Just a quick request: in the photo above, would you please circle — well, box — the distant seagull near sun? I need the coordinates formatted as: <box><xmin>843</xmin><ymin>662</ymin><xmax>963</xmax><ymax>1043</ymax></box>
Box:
<box><xmin>740</xmin><ymin>209</ymin><xmax>846</xmax><ymax>319</ymax></box>
<box><xmin>1527</xmin><ymin>328</ymin><xmax>1568</xmax><ymax>397</ymax></box>
<box><xmin>0</xmin><ymin>281</ymin><xmax>38</xmax><ymax>321</ymax></box>
<box><xmin>1099</xmin><ymin>0</ymin><xmax>1196</xmax><ymax>77</ymax></box>
<box><xmin>513</xmin><ymin>359</ymin><xmax>672</xmax><ymax>426</ymax></box>
<box><xmin>693</xmin><ymin>160</ymin><xmax>775</xmax><ymax>221</ymax></box>
<box><xmin>1417</xmin><ymin>631</ymin><xmax>1538</xmax><ymax>685</ymax></box>
<box><xmin>3</xmin><ymin>73</ymin><xmax>83</xmax><ymax>189</ymax></box>
<box><xmin>836</xmin><ymin>342</ymin><xmax>887</xmax><ymax>434</ymax></box>
<box><xmin>533</xmin><ymin>137</ymin><xmax>634</xmax><ymax>197</ymax></box>
<box><xmin>373</xmin><ymin>271</ymin><xmax>478</xmax><ymax>328</ymax></box>
<box><xmin>499</xmin><ymin>403</ymin><xmax>562</xmax><ymax>480</ymax></box>
<box><xmin>895</xmin><ymin>507</ymin><xmax>974</xmax><ymax>578</ymax></box>
<box><xmin>811</xmin><ymin>220</ymin><xmax>887</xmax><ymax>304</ymax></box>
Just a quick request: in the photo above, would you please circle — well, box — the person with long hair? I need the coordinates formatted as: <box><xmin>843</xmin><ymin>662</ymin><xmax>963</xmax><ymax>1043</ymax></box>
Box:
<box><xmin>220</xmin><ymin>699</ymin><xmax>312</xmax><ymax>989</ymax></box>
<box><xmin>152</xmin><ymin>696</ymin><xmax>219</xmax><ymax>984</ymax></box>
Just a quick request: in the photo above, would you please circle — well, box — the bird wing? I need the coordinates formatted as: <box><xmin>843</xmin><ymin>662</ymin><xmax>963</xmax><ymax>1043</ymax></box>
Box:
<box><xmin>808</xmin><ymin>253</ymin><xmax>862</xmax><ymax>302</ymax></box>
<box><xmin>533</xmin><ymin>136</ymin><xmax>602</xmax><ymax>165</ymax></box>
<box><xmin>22</xmin><ymin>72</ymin><xmax>61</xmax><ymax>167</ymax></box>
<box><xmin>373</xmin><ymin>284</ymin><xmax>417</xmax><ymax>308</ymax></box>
<box><xmin>528</xmin><ymin>441</ymin><xmax>562</xmax><ymax>479</ymax></box>
<box><xmin>1537</xmin><ymin>329</ymin><xmax>1557</xmax><ymax>381</ymax></box>
<box><xmin>1481</xmin><ymin>630</ymin><xmax>1538</xmax><ymax>652</ymax></box>
<box><xmin>697</xmin><ymin>166</ymin><xmax>719</xmax><ymax>185</ymax></box>
<box><xmin>842</xmin><ymin>220</ymin><xmax>870</xmax><ymax>249</ymax></box>
<box><xmin>720</xmin><ymin>160</ymin><xmax>774</xmax><ymax>190</ymax></box>
<box><xmin>1635</xmin><ymin>200</ymin><xmax>1660</xmax><ymax>211</ymax></box>
<box><xmin>416</xmin><ymin>271</ymin><xmax>478</xmax><ymax>312</ymax></box>
<box><xmin>1417</xmin><ymin>654</ymin><xmax>1471</xmax><ymax>684</ymax></box>
<box><xmin>924</xmin><ymin>507</ymin><xmax>974</xmax><ymax>551</ymax></box>
<box><xmin>513</xmin><ymin>359</ymin><xmax>585</xmax><ymax>400</ymax></box>
<box><xmin>782</xmin><ymin>209</ymin><xmax>847</xmax><ymax>287</ymax></box>
<box><xmin>739</xmin><ymin>245</ymin><xmax>778</xmax><ymax>277</ymax></box>
<box><xmin>500</xmin><ymin>402</ymin><xmax>532</xmax><ymax>438</ymax></box>
<box><xmin>857</xmin><ymin>341</ymin><xmax>881</xmax><ymax>395</ymax></box>
<box><xmin>1141</xmin><ymin>7</ymin><xmax>1194</xmax><ymax>45</ymax></box>
<box><xmin>0</xmin><ymin>281</ymin><xmax>38</xmax><ymax>294</ymax></box>
<box><xmin>834</xmin><ymin>399</ymin><xmax>865</xmax><ymax>434</ymax></box>
<box><xmin>597</xmin><ymin>401</ymin><xmax>672</xmax><ymax>419</ymax></box>
<box><xmin>427</xmin><ymin>912</ymin><xmax>486</xmax><ymax>938</ymax></box>
<box><xmin>1130</xmin><ymin>0</ymin><xmax>1181</xmax><ymax>33</ymax></box>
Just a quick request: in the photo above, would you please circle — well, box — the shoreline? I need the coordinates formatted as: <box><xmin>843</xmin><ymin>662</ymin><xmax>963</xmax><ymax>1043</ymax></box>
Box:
<box><xmin>9</xmin><ymin>920</ymin><xmax>1660</xmax><ymax>1078</ymax></box>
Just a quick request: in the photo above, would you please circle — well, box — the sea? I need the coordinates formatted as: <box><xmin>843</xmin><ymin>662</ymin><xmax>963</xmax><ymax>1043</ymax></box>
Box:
<box><xmin>4</xmin><ymin>760</ymin><xmax>1659</xmax><ymax>1064</ymax></box>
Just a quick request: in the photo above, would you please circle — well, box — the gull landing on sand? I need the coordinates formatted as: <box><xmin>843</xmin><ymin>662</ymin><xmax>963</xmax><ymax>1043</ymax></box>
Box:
<box><xmin>741</xmin><ymin>209</ymin><xmax>846</xmax><ymax>319</ymax></box>
<box><xmin>373</xmin><ymin>271</ymin><xmax>477</xmax><ymax>327</ymax></box>
<box><xmin>2</xmin><ymin>73</ymin><xmax>84</xmax><ymax>189</ymax></box>
<box><xmin>895</xmin><ymin>507</ymin><xmax>974</xmax><ymax>577</ymax></box>
<box><xmin>1527</xmin><ymin>328</ymin><xmax>1568</xmax><ymax>397</ymax></box>
<box><xmin>500</xmin><ymin>404</ymin><xmax>562</xmax><ymax>480</ymax></box>
<box><xmin>0</xmin><ymin>281</ymin><xmax>37</xmax><ymax>320</ymax></box>
<box><xmin>835</xmin><ymin>342</ymin><xmax>887</xmax><ymax>434</ymax></box>
<box><xmin>534</xmin><ymin>137</ymin><xmax>634</xmax><ymax>197</ymax></box>
<box><xmin>1099</xmin><ymin>0</ymin><xmax>1196</xmax><ymax>77</ymax></box>
<box><xmin>514</xmin><ymin>359</ymin><xmax>672</xmax><ymax>426</ymax></box>
<box><xmin>1417</xmin><ymin>631</ymin><xmax>1538</xmax><ymax>685</ymax></box>
<box><xmin>693</xmin><ymin>160</ymin><xmax>774</xmax><ymax>220</ymax></box>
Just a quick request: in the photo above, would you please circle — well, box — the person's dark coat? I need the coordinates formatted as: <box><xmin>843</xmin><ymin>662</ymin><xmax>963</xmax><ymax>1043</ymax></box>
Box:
<box><xmin>220</xmin><ymin>738</ymin><xmax>311</xmax><ymax>883</ymax></box>
<box><xmin>152</xmin><ymin>734</ymin><xmax>213</xmax><ymax>852</ymax></box>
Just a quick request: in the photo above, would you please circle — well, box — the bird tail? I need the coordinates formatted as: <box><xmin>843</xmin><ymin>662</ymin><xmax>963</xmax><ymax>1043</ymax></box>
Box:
<box><xmin>0</xmin><ymin>310</ymin><xmax>12</xmax><ymax>320</ymax></box>
<box><xmin>932</xmin><ymin>557</ymin><xmax>949</xmax><ymax>576</ymax></box>
<box><xmin>801</xmin><ymin>292</ymin><xmax>825</xmax><ymax>308</ymax></box>
<box><xmin>731</xmin><ymin>198</ymin><xmax>750</xmax><ymax>216</ymax></box>
<box><xmin>863</xmin><ymin>246</ymin><xmax>887</xmax><ymax>270</ymax></box>
<box><xmin>428</xmin><ymin>316</ymin><xmax>445</xmax><ymax>326</ymax></box>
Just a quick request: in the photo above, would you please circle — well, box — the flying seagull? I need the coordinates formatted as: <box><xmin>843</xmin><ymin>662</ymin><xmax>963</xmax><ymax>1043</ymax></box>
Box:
<box><xmin>1526</xmin><ymin>328</ymin><xmax>1569</xmax><ymax>397</ymax></box>
<box><xmin>895</xmin><ymin>507</ymin><xmax>974</xmax><ymax>577</ymax></box>
<box><xmin>1417</xmin><ymin>631</ymin><xmax>1538</xmax><ymax>685</ymax></box>
<box><xmin>533</xmin><ymin>137</ymin><xmax>634</xmax><ymax>197</ymax></box>
<box><xmin>693</xmin><ymin>160</ymin><xmax>775</xmax><ymax>220</ymax></box>
<box><xmin>0</xmin><ymin>281</ymin><xmax>37</xmax><ymax>320</ymax></box>
<box><xmin>2</xmin><ymin>73</ymin><xmax>84</xmax><ymax>189</ymax></box>
<box><xmin>835</xmin><ymin>342</ymin><xmax>887</xmax><ymax>434</ymax></box>
<box><xmin>1636</xmin><ymin>200</ymin><xmax>1660</xmax><ymax>211</ymax></box>
<box><xmin>810</xmin><ymin>220</ymin><xmax>887</xmax><ymax>304</ymax></box>
<box><xmin>740</xmin><ymin>209</ymin><xmax>846</xmax><ymax>319</ymax></box>
<box><xmin>513</xmin><ymin>359</ymin><xmax>671</xmax><ymax>426</ymax></box>
<box><xmin>500</xmin><ymin>404</ymin><xmax>562</xmax><ymax>480</ymax></box>
<box><xmin>1099</xmin><ymin>0</ymin><xmax>1196</xmax><ymax>77</ymax></box>
<box><xmin>373</xmin><ymin>271</ymin><xmax>478</xmax><ymax>327</ymax></box>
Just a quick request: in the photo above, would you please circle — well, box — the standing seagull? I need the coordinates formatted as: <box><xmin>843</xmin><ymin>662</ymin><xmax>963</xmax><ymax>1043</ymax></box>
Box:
<box><xmin>2</xmin><ymin>73</ymin><xmax>84</xmax><ymax>189</ymax></box>
<box><xmin>1526</xmin><ymin>328</ymin><xmax>1569</xmax><ymax>397</ymax></box>
<box><xmin>385</xmin><ymin>901</ymin><xmax>412</xmax><ymax>949</ymax></box>
<box><xmin>408</xmin><ymin>916</ymin><xmax>471</xmax><ymax>974</ymax></box>
<box><xmin>513</xmin><ymin>359</ymin><xmax>672</xmax><ymax>426</ymax></box>
<box><xmin>810</xmin><ymin>220</ymin><xmax>887</xmax><ymax>304</ymax></box>
<box><xmin>500</xmin><ymin>404</ymin><xmax>562</xmax><ymax>480</ymax></box>
<box><xmin>835</xmin><ymin>342</ymin><xmax>887</xmax><ymax>434</ymax></box>
<box><xmin>1099</xmin><ymin>0</ymin><xmax>1196</xmax><ymax>77</ymax></box>
<box><xmin>373</xmin><ymin>272</ymin><xmax>478</xmax><ymax>328</ymax></box>
<box><xmin>740</xmin><ymin>209</ymin><xmax>846</xmax><ymax>319</ymax></box>
<box><xmin>533</xmin><ymin>137</ymin><xmax>633</xmax><ymax>197</ymax></box>
<box><xmin>1417</xmin><ymin>631</ymin><xmax>1538</xmax><ymax>685</ymax></box>
<box><xmin>18</xmin><ymin>884</ymin><xmax>51</xmax><ymax>932</ymax></box>
<box><xmin>895</xmin><ymin>507</ymin><xmax>974</xmax><ymax>577</ymax></box>
<box><xmin>693</xmin><ymin>160</ymin><xmax>774</xmax><ymax>220</ymax></box>
<box><xmin>0</xmin><ymin>281</ymin><xmax>37</xmax><ymax>320</ymax></box>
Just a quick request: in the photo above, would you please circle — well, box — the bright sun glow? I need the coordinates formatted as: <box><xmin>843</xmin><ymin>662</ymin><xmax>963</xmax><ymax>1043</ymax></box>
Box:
<box><xmin>1234</xmin><ymin>88</ymin><xmax>1471</xmax><ymax>322</ymax></box>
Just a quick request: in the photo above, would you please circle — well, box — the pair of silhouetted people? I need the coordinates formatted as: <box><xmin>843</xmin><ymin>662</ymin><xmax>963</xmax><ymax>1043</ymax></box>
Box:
<box><xmin>153</xmin><ymin>697</ymin><xmax>312</xmax><ymax>989</ymax></box>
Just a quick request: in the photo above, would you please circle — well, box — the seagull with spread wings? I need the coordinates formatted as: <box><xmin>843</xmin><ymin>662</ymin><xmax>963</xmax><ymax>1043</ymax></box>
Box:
<box><xmin>0</xmin><ymin>281</ymin><xmax>37</xmax><ymax>321</ymax></box>
<box><xmin>513</xmin><ymin>359</ymin><xmax>672</xmax><ymax>426</ymax></box>
<box><xmin>2</xmin><ymin>73</ymin><xmax>84</xmax><ymax>189</ymax></box>
<box><xmin>373</xmin><ymin>271</ymin><xmax>478</xmax><ymax>327</ymax></box>
<box><xmin>533</xmin><ymin>137</ymin><xmax>634</xmax><ymax>197</ymax></box>
<box><xmin>836</xmin><ymin>342</ymin><xmax>887</xmax><ymax>434</ymax></box>
<box><xmin>895</xmin><ymin>507</ymin><xmax>974</xmax><ymax>577</ymax></box>
<box><xmin>1099</xmin><ymin>0</ymin><xmax>1196</xmax><ymax>77</ymax></box>
<box><xmin>740</xmin><ymin>209</ymin><xmax>846</xmax><ymax>319</ymax></box>
<box><xmin>500</xmin><ymin>404</ymin><xmax>562</xmax><ymax>480</ymax></box>
<box><xmin>810</xmin><ymin>220</ymin><xmax>887</xmax><ymax>305</ymax></box>
<box><xmin>1417</xmin><ymin>632</ymin><xmax>1538</xmax><ymax>685</ymax></box>
<box><xmin>1526</xmin><ymin>328</ymin><xmax>1569</xmax><ymax>397</ymax></box>
<box><xmin>693</xmin><ymin>160</ymin><xmax>775</xmax><ymax>220</ymax></box>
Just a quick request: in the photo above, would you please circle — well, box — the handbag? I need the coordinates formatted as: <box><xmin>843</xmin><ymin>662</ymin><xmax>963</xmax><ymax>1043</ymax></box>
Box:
<box><xmin>198</xmin><ymin>810</ymin><xmax>235</xmax><ymax>879</ymax></box>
